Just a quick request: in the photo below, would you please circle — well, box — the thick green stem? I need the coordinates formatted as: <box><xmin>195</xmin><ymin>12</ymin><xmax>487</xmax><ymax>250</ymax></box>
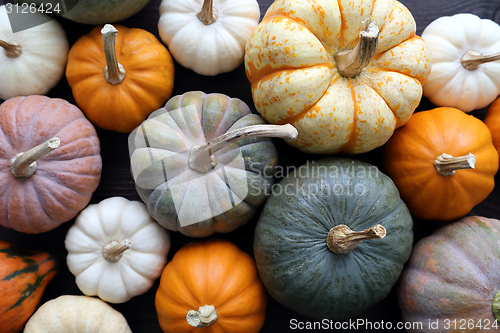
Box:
<box><xmin>101</xmin><ymin>24</ymin><xmax>126</xmax><ymax>85</ymax></box>
<box><xmin>186</xmin><ymin>305</ymin><xmax>218</xmax><ymax>328</ymax></box>
<box><xmin>10</xmin><ymin>137</ymin><xmax>60</xmax><ymax>178</ymax></box>
<box><xmin>0</xmin><ymin>39</ymin><xmax>22</xmax><ymax>58</ymax></box>
<box><xmin>327</xmin><ymin>224</ymin><xmax>386</xmax><ymax>254</ymax></box>
<box><xmin>462</xmin><ymin>50</ymin><xmax>500</xmax><ymax>70</ymax></box>
<box><xmin>197</xmin><ymin>0</ymin><xmax>218</xmax><ymax>25</ymax></box>
<box><xmin>434</xmin><ymin>153</ymin><xmax>476</xmax><ymax>177</ymax></box>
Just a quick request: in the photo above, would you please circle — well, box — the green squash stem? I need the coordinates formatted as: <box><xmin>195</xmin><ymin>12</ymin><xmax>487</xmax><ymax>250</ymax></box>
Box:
<box><xmin>197</xmin><ymin>0</ymin><xmax>218</xmax><ymax>25</ymax></box>
<box><xmin>336</xmin><ymin>17</ymin><xmax>379</xmax><ymax>78</ymax></box>
<box><xmin>186</xmin><ymin>305</ymin><xmax>218</xmax><ymax>328</ymax></box>
<box><xmin>327</xmin><ymin>224</ymin><xmax>386</xmax><ymax>254</ymax></box>
<box><xmin>10</xmin><ymin>137</ymin><xmax>60</xmax><ymax>178</ymax></box>
<box><xmin>188</xmin><ymin>124</ymin><xmax>298</xmax><ymax>174</ymax></box>
<box><xmin>492</xmin><ymin>290</ymin><xmax>500</xmax><ymax>321</ymax></box>
<box><xmin>462</xmin><ymin>50</ymin><xmax>500</xmax><ymax>70</ymax></box>
<box><xmin>434</xmin><ymin>153</ymin><xmax>476</xmax><ymax>177</ymax></box>
<box><xmin>101</xmin><ymin>24</ymin><xmax>126</xmax><ymax>85</ymax></box>
<box><xmin>0</xmin><ymin>39</ymin><xmax>22</xmax><ymax>58</ymax></box>
<box><xmin>102</xmin><ymin>240</ymin><xmax>131</xmax><ymax>263</ymax></box>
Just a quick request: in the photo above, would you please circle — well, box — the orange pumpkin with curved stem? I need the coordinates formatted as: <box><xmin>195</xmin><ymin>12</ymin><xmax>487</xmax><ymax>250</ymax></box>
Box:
<box><xmin>383</xmin><ymin>107</ymin><xmax>499</xmax><ymax>221</ymax></box>
<box><xmin>66</xmin><ymin>24</ymin><xmax>175</xmax><ymax>133</ymax></box>
<box><xmin>155</xmin><ymin>239</ymin><xmax>267</xmax><ymax>333</ymax></box>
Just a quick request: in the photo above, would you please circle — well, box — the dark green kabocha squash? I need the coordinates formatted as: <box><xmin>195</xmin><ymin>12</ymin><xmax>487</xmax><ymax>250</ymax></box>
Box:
<box><xmin>253</xmin><ymin>158</ymin><xmax>413</xmax><ymax>320</ymax></box>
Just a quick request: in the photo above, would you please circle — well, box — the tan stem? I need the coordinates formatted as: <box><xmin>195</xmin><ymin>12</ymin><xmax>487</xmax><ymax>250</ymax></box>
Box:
<box><xmin>461</xmin><ymin>50</ymin><xmax>500</xmax><ymax>70</ymax></box>
<box><xmin>327</xmin><ymin>224</ymin><xmax>386</xmax><ymax>254</ymax></box>
<box><xmin>434</xmin><ymin>153</ymin><xmax>476</xmax><ymax>176</ymax></box>
<box><xmin>188</xmin><ymin>124</ymin><xmax>298</xmax><ymax>173</ymax></box>
<box><xmin>101</xmin><ymin>24</ymin><xmax>126</xmax><ymax>85</ymax></box>
<box><xmin>196</xmin><ymin>0</ymin><xmax>218</xmax><ymax>25</ymax></box>
<box><xmin>102</xmin><ymin>240</ymin><xmax>131</xmax><ymax>263</ymax></box>
<box><xmin>186</xmin><ymin>305</ymin><xmax>218</xmax><ymax>328</ymax></box>
<box><xmin>10</xmin><ymin>137</ymin><xmax>60</xmax><ymax>178</ymax></box>
<box><xmin>0</xmin><ymin>39</ymin><xmax>22</xmax><ymax>58</ymax></box>
<box><xmin>336</xmin><ymin>17</ymin><xmax>379</xmax><ymax>78</ymax></box>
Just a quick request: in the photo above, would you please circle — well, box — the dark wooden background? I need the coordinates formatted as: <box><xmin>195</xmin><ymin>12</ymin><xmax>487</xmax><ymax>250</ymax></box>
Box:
<box><xmin>2</xmin><ymin>0</ymin><xmax>500</xmax><ymax>332</ymax></box>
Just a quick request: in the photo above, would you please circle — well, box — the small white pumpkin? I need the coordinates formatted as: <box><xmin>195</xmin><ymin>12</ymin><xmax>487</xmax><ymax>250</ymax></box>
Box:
<box><xmin>24</xmin><ymin>295</ymin><xmax>132</xmax><ymax>333</ymax></box>
<box><xmin>422</xmin><ymin>13</ymin><xmax>500</xmax><ymax>112</ymax></box>
<box><xmin>0</xmin><ymin>5</ymin><xmax>69</xmax><ymax>100</ymax></box>
<box><xmin>158</xmin><ymin>0</ymin><xmax>260</xmax><ymax>76</ymax></box>
<box><xmin>65</xmin><ymin>197</ymin><xmax>170</xmax><ymax>304</ymax></box>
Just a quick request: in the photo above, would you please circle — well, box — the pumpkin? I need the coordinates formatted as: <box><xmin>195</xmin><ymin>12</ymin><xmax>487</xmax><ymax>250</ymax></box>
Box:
<box><xmin>66</xmin><ymin>24</ymin><xmax>175</xmax><ymax>133</ymax></box>
<box><xmin>253</xmin><ymin>158</ymin><xmax>413</xmax><ymax>320</ymax></box>
<box><xmin>484</xmin><ymin>96</ymin><xmax>500</xmax><ymax>155</ymax></box>
<box><xmin>129</xmin><ymin>91</ymin><xmax>297</xmax><ymax>237</ymax></box>
<box><xmin>18</xmin><ymin>0</ymin><xmax>150</xmax><ymax>25</ymax></box>
<box><xmin>65</xmin><ymin>197</ymin><xmax>170</xmax><ymax>304</ymax></box>
<box><xmin>0</xmin><ymin>241</ymin><xmax>58</xmax><ymax>333</ymax></box>
<box><xmin>421</xmin><ymin>13</ymin><xmax>500</xmax><ymax>112</ymax></box>
<box><xmin>244</xmin><ymin>0</ymin><xmax>431</xmax><ymax>154</ymax></box>
<box><xmin>158</xmin><ymin>0</ymin><xmax>260</xmax><ymax>76</ymax></box>
<box><xmin>0</xmin><ymin>5</ymin><xmax>68</xmax><ymax>100</ymax></box>
<box><xmin>383</xmin><ymin>107</ymin><xmax>499</xmax><ymax>221</ymax></box>
<box><xmin>398</xmin><ymin>216</ymin><xmax>500</xmax><ymax>332</ymax></box>
<box><xmin>155</xmin><ymin>239</ymin><xmax>267</xmax><ymax>333</ymax></box>
<box><xmin>0</xmin><ymin>95</ymin><xmax>102</xmax><ymax>233</ymax></box>
<box><xmin>24</xmin><ymin>295</ymin><xmax>132</xmax><ymax>333</ymax></box>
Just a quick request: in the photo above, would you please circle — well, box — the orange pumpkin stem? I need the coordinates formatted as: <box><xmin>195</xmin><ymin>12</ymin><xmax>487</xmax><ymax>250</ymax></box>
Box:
<box><xmin>186</xmin><ymin>305</ymin><xmax>218</xmax><ymax>328</ymax></box>
<box><xmin>0</xmin><ymin>39</ymin><xmax>22</xmax><ymax>58</ymax></box>
<box><xmin>10</xmin><ymin>137</ymin><xmax>60</xmax><ymax>178</ymax></box>
<box><xmin>197</xmin><ymin>0</ymin><xmax>218</xmax><ymax>25</ymax></box>
<box><xmin>336</xmin><ymin>17</ymin><xmax>379</xmax><ymax>78</ymax></box>
<box><xmin>326</xmin><ymin>224</ymin><xmax>386</xmax><ymax>254</ymax></box>
<box><xmin>461</xmin><ymin>50</ymin><xmax>500</xmax><ymax>70</ymax></box>
<box><xmin>434</xmin><ymin>153</ymin><xmax>476</xmax><ymax>176</ymax></box>
<box><xmin>101</xmin><ymin>24</ymin><xmax>126</xmax><ymax>85</ymax></box>
<box><xmin>188</xmin><ymin>123</ymin><xmax>298</xmax><ymax>173</ymax></box>
<box><xmin>102</xmin><ymin>239</ymin><xmax>132</xmax><ymax>263</ymax></box>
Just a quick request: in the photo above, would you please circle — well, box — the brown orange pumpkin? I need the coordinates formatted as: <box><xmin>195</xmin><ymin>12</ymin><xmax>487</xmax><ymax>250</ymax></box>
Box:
<box><xmin>383</xmin><ymin>107</ymin><xmax>499</xmax><ymax>221</ymax></box>
<box><xmin>66</xmin><ymin>24</ymin><xmax>175</xmax><ymax>133</ymax></box>
<box><xmin>155</xmin><ymin>240</ymin><xmax>267</xmax><ymax>333</ymax></box>
<box><xmin>485</xmin><ymin>96</ymin><xmax>500</xmax><ymax>155</ymax></box>
<box><xmin>0</xmin><ymin>95</ymin><xmax>102</xmax><ymax>233</ymax></box>
<box><xmin>0</xmin><ymin>241</ymin><xmax>58</xmax><ymax>333</ymax></box>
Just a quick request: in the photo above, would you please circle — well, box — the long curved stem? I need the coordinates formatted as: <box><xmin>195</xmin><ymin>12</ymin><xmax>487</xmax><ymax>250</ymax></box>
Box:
<box><xmin>102</xmin><ymin>24</ymin><xmax>126</xmax><ymax>85</ymax></box>
<box><xmin>434</xmin><ymin>153</ymin><xmax>476</xmax><ymax>176</ymax></box>
<box><xmin>327</xmin><ymin>224</ymin><xmax>386</xmax><ymax>254</ymax></box>
<box><xmin>462</xmin><ymin>50</ymin><xmax>500</xmax><ymax>70</ymax></box>
<box><xmin>0</xmin><ymin>39</ymin><xmax>22</xmax><ymax>58</ymax></box>
<box><xmin>10</xmin><ymin>137</ymin><xmax>60</xmax><ymax>178</ymax></box>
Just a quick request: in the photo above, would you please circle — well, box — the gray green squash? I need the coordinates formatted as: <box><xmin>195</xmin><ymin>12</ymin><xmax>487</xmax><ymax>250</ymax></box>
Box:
<box><xmin>253</xmin><ymin>158</ymin><xmax>413</xmax><ymax>320</ymax></box>
<box><xmin>129</xmin><ymin>91</ymin><xmax>297</xmax><ymax>238</ymax></box>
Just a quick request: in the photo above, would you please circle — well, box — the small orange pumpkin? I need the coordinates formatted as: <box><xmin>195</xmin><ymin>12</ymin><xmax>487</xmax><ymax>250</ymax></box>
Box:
<box><xmin>383</xmin><ymin>107</ymin><xmax>499</xmax><ymax>221</ymax></box>
<box><xmin>66</xmin><ymin>24</ymin><xmax>175</xmax><ymax>133</ymax></box>
<box><xmin>155</xmin><ymin>240</ymin><xmax>267</xmax><ymax>333</ymax></box>
<box><xmin>484</xmin><ymin>96</ymin><xmax>500</xmax><ymax>155</ymax></box>
<box><xmin>0</xmin><ymin>241</ymin><xmax>58</xmax><ymax>333</ymax></box>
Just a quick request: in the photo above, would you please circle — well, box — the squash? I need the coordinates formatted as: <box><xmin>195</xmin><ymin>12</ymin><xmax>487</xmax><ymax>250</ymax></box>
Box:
<box><xmin>0</xmin><ymin>5</ymin><xmax>68</xmax><ymax>100</ymax></box>
<box><xmin>65</xmin><ymin>197</ymin><xmax>171</xmax><ymax>304</ymax></box>
<box><xmin>244</xmin><ymin>0</ymin><xmax>431</xmax><ymax>154</ymax></box>
<box><xmin>17</xmin><ymin>0</ymin><xmax>150</xmax><ymax>25</ymax></box>
<box><xmin>484</xmin><ymin>96</ymin><xmax>500</xmax><ymax>155</ymax></box>
<box><xmin>421</xmin><ymin>13</ymin><xmax>500</xmax><ymax>112</ymax></box>
<box><xmin>0</xmin><ymin>95</ymin><xmax>102</xmax><ymax>234</ymax></box>
<box><xmin>383</xmin><ymin>107</ymin><xmax>499</xmax><ymax>221</ymax></box>
<box><xmin>129</xmin><ymin>91</ymin><xmax>297</xmax><ymax>237</ymax></box>
<box><xmin>0</xmin><ymin>241</ymin><xmax>58</xmax><ymax>333</ymax></box>
<box><xmin>24</xmin><ymin>295</ymin><xmax>132</xmax><ymax>333</ymax></box>
<box><xmin>66</xmin><ymin>24</ymin><xmax>175</xmax><ymax>133</ymax></box>
<box><xmin>398</xmin><ymin>216</ymin><xmax>500</xmax><ymax>332</ymax></box>
<box><xmin>155</xmin><ymin>239</ymin><xmax>267</xmax><ymax>333</ymax></box>
<box><xmin>158</xmin><ymin>0</ymin><xmax>260</xmax><ymax>76</ymax></box>
<box><xmin>253</xmin><ymin>158</ymin><xmax>413</xmax><ymax>320</ymax></box>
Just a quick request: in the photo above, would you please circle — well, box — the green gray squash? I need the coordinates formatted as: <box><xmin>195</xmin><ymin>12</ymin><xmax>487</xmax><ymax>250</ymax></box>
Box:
<box><xmin>129</xmin><ymin>91</ymin><xmax>297</xmax><ymax>238</ymax></box>
<box><xmin>253</xmin><ymin>158</ymin><xmax>413</xmax><ymax>320</ymax></box>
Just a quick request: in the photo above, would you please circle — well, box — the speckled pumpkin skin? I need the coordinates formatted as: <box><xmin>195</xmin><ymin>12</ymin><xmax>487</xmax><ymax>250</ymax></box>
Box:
<box><xmin>254</xmin><ymin>158</ymin><xmax>413</xmax><ymax>320</ymax></box>
<box><xmin>398</xmin><ymin>216</ymin><xmax>500</xmax><ymax>332</ymax></box>
<box><xmin>130</xmin><ymin>91</ymin><xmax>279</xmax><ymax>237</ymax></box>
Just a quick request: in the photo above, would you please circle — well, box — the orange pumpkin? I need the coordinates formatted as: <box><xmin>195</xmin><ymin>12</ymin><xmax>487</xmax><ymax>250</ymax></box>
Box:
<box><xmin>484</xmin><ymin>96</ymin><xmax>500</xmax><ymax>155</ymax></box>
<box><xmin>0</xmin><ymin>241</ymin><xmax>58</xmax><ymax>333</ymax></box>
<box><xmin>66</xmin><ymin>24</ymin><xmax>175</xmax><ymax>133</ymax></box>
<box><xmin>155</xmin><ymin>240</ymin><xmax>267</xmax><ymax>333</ymax></box>
<box><xmin>383</xmin><ymin>107</ymin><xmax>499</xmax><ymax>221</ymax></box>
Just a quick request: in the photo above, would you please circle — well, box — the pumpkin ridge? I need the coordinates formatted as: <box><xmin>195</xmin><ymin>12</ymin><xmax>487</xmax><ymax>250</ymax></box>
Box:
<box><xmin>339</xmin><ymin>79</ymin><xmax>359</xmax><ymax>152</ymax></box>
